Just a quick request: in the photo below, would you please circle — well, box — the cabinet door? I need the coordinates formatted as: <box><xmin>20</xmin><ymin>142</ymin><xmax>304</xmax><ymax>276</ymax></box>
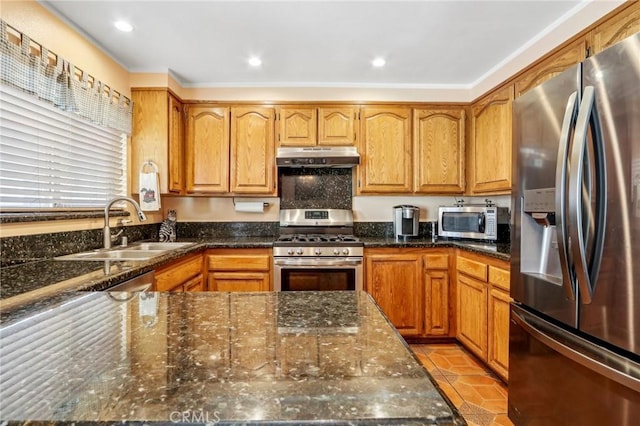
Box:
<box><xmin>185</xmin><ymin>106</ymin><xmax>230</xmax><ymax>193</ymax></box>
<box><xmin>131</xmin><ymin>89</ymin><xmax>170</xmax><ymax>194</ymax></box>
<box><xmin>155</xmin><ymin>254</ymin><xmax>204</xmax><ymax>292</ymax></box>
<box><xmin>366</xmin><ymin>253</ymin><xmax>423</xmax><ymax>336</ymax></box>
<box><xmin>358</xmin><ymin>107</ymin><xmax>412</xmax><ymax>193</ymax></box>
<box><xmin>414</xmin><ymin>108</ymin><xmax>465</xmax><ymax>194</ymax></box>
<box><xmin>456</xmin><ymin>273</ymin><xmax>488</xmax><ymax>360</ymax></box>
<box><xmin>167</xmin><ymin>94</ymin><xmax>184</xmax><ymax>193</ymax></box>
<box><xmin>183</xmin><ymin>273</ymin><xmax>204</xmax><ymax>292</ymax></box>
<box><xmin>424</xmin><ymin>268</ymin><xmax>450</xmax><ymax>337</ymax></box>
<box><xmin>208</xmin><ymin>272</ymin><xmax>270</xmax><ymax>292</ymax></box>
<box><xmin>591</xmin><ymin>1</ymin><xmax>640</xmax><ymax>54</ymax></box>
<box><xmin>277</xmin><ymin>107</ymin><xmax>317</xmax><ymax>146</ymax></box>
<box><xmin>230</xmin><ymin>107</ymin><xmax>276</xmax><ymax>194</ymax></box>
<box><xmin>514</xmin><ymin>37</ymin><xmax>587</xmax><ymax>98</ymax></box>
<box><xmin>488</xmin><ymin>287</ymin><xmax>511</xmax><ymax>381</ymax></box>
<box><xmin>318</xmin><ymin>106</ymin><xmax>358</xmax><ymax>146</ymax></box>
<box><xmin>469</xmin><ymin>85</ymin><xmax>513</xmax><ymax>194</ymax></box>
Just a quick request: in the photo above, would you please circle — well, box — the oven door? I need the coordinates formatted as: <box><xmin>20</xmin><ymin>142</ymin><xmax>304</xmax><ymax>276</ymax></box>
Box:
<box><xmin>273</xmin><ymin>257</ymin><xmax>363</xmax><ymax>292</ymax></box>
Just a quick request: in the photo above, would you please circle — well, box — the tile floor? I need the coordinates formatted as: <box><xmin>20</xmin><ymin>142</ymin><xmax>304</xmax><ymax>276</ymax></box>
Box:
<box><xmin>410</xmin><ymin>343</ymin><xmax>514</xmax><ymax>426</ymax></box>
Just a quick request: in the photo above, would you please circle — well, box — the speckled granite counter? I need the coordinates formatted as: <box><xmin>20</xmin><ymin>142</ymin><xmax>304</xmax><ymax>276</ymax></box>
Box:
<box><xmin>1</xmin><ymin>236</ymin><xmax>508</xmax><ymax>318</ymax></box>
<box><xmin>0</xmin><ymin>291</ymin><xmax>465</xmax><ymax>425</ymax></box>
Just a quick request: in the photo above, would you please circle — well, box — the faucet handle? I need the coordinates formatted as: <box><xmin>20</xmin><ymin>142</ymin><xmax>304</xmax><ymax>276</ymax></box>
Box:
<box><xmin>117</xmin><ymin>219</ymin><xmax>132</xmax><ymax>226</ymax></box>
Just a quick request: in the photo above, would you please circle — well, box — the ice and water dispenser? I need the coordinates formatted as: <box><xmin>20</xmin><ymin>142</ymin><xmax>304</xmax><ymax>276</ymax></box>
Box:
<box><xmin>521</xmin><ymin>188</ymin><xmax>563</xmax><ymax>284</ymax></box>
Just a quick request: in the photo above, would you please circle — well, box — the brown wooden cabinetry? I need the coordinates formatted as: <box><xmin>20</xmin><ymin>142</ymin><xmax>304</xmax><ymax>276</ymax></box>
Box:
<box><xmin>154</xmin><ymin>253</ymin><xmax>205</xmax><ymax>292</ymax></box>
<box><xmin>207</xmin><ymin>248</ymin><xmax>272</xmax><ymax>291</ymax></box>
<box><xmin>456</xmin><ymin>250</ymin><xmax>510</xmax><ymax>381</ymax></box>
<box><xmin>413</xmin><ymin>107</ymin><xmax>465</xmax><ymax>194</ymax></box>
<box><xmin>184</xmin><ymin>105</ymin><xmax>275</xmax><ymax>195</ymax></box>
<box><xmin>230</xmin><ymin>107</ymin><xmax>276</xmax><ymax>194</ymax></box>
<box><xmin>276</xmin><ymin>106</ymin><xmax>359</xmax><ymax>147</ymax></box>
<box><xmin>365</xmin><ymin>249</ymin><xmax>423</xmax><ymax>336</ymax></box>
<box><xmin>185</xmin><ymin>105</ymin><xmax>230</xmax><ymax>193</ymax></box>
<box><xmin>131</xmin><ymin>89</ymin><xmax>184</xmax><ymax>195</ymax></box>
<box><xmin>423</xmin><ymin>252</ymin><xmax>452</xmax><ymax>336</ymax></box>
<box><xmin>468</xmin><ymin>85</ymin><xmax>514</xmax><ymax>194</ymax></box>
<box><xmin>514</xmin><ymin>37</ymin><xmax>587</xmax><ymax>98</ymax></box>
<box><xmin>591</xmin><ymin>1</ymin><xmax>640</xmax><ymax>54</ymax></box>
<box><xmin>358</xmin><ymin>107</ymin><xmax>412</xmax><ymax>193</ymax></box>
<box><xmin>365</xmin><ymin>248</ymin><xmax>453</xmax><ymax>339</ymax></box>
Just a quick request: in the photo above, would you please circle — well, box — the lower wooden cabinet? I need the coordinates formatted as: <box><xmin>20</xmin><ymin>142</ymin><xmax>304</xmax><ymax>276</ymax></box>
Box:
<box><xmin>456</xmin><ymin>250</ymin><xmax>511</xmax><ymax>381</ymax></box>
<box><xmin>206</xmin><ymin>248</ymin><xmax>272</xmax><ymax>291</ymax></box>
<box><xmin>365</xmin><ymin>248</ymin><xmax>453</xmax><ymax>339</ymax></box>
<box><xmin>154</xmin><ymin>252</ymin><xmax>204</xmax><ymax>292</ymax></box>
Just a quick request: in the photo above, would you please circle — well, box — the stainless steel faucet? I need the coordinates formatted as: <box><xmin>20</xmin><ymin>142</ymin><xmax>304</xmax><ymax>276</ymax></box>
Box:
<box><xmin>104</xmin><ymin>196</ymin><xmax>147</xmax><ymax>249</ymax></box>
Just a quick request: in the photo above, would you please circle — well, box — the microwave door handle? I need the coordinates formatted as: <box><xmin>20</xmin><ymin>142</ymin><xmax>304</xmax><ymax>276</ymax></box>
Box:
<box><xmin>478</xmin><ymin>213</ymin><xmax>485</xmax><ymax>233</ymax></box>
<box><xmin>555</xmin><ymin>91</ymin><xmax>579</xmax><ymax>300</ymax></box>
<box><xmin>568</xmin><ymin>86</ymin><xmax>607</xmax><ymax>305</ymax></box>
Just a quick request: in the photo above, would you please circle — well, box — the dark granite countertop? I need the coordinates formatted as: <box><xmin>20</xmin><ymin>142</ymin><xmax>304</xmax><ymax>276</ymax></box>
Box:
<box><xmin>0</xmin><ymin>236</ymin><xmax>509</xmax><ymax>319</ymax></box>
<box><xmin>0</xmin><ymin>291</ymin><xmax>466</xmax><ymax>425</ymax></box>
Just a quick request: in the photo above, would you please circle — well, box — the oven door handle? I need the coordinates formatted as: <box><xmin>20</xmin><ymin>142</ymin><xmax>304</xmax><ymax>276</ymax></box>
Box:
<box><xmin>274</xmin><ymin>257</ymin><xmax>363</xmax><ymax>267</ymax></box>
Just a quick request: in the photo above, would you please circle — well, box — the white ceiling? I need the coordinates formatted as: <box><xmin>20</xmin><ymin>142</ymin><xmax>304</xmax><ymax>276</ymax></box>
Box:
<box><xmin>40</xmin><ymin>0</ymin><xmax>602</xmax><ymax>91</ymax></box>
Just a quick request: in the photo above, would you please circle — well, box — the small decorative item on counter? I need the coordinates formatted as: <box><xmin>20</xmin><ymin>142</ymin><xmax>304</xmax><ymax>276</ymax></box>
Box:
<box><xmin>158</xmin><ymin>209</ymin><xmax>177</xmax><ymax>242</ymax></box>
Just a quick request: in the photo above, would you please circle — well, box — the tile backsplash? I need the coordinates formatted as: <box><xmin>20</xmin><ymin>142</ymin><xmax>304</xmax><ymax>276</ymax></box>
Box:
<box><xmin>279</xmin><ymin>168</ymin><xmax>352</xmax><ymax>210</ymax></box>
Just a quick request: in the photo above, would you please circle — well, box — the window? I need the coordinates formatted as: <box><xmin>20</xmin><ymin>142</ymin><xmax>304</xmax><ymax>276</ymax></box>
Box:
<box><xmin>0</xmin><ymin>84</ymin><xmax>127</xmax><ymax>209</ymax></box>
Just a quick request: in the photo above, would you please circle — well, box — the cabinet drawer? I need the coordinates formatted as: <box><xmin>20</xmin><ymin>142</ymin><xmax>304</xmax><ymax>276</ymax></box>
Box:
<box><xmin>457</xmin><ymin>256</ymin><xmax>488</xmax><ymax>281</ymax></box>
<box><xmin>489</xmin><ymin>266</ymin><xmax>510</xmax><ymax>291</ymax></box>
<box><xmin>155</xmin><ymin>255</ymin><xmax>204</xmax><ymax>291</ymax></box>
<box><xmin>425</xmin><ymin>254</ymin><xmax>449</xmax><ymax>270</ymax></box>
<box><xmin>207</xmin><ymin>255</ymin><xmax>270</xmax><ymax>271</ymax></box>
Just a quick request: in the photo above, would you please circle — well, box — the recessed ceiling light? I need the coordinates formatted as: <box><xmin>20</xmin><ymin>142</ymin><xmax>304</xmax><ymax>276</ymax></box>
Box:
<box><xmin>372</xmin><ymin>57</ymin><xmax>386</xmax><ymax>68</ymax></box>
<box><xmin>248</xmin><ymin>56</ymin><xmax>262</xmax><ymax>67</ymax></box>
<box><xmin>114</xmin><ymin>21</ymin><xmax>133</xmax><ymax>32</ymax></box>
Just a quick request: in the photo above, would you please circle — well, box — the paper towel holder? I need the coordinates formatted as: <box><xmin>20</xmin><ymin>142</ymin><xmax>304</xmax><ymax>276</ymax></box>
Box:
<box><xmin>232</xmin><ymin>198</ymin><xmax>269</xmax><ymax>208</ymax></box>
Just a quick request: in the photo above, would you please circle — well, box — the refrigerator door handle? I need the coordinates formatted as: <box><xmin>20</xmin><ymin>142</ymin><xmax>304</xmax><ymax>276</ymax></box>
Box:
<box><xmin>555</xmin><ymin>91</ymin><xmax>578</xmax><ymax>300</ymax></box>
<box><xmin>512</xmin><ymin>305</ymin><xmax>640</xmax><ymax>393</ymax></box>
<box><xmin>568</xmin><ymin>85</ymin><xmax>607</xmax><ymax>305</ymax></box>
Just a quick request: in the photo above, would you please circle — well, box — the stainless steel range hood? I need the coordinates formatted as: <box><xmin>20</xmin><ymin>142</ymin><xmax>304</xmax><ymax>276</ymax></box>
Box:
<box><xmin>276</xmin><ymin>147</ymin><xmax>360</xmax><ymax>168</ymax></box>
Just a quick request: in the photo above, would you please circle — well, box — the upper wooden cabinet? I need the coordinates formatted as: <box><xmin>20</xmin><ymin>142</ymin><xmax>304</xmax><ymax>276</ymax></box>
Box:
<box><xmin>276</xmin><ymin>106</ymin><xmax>358</xmax><ymax>146</ymax></box>
<box><xmin>591</xmin><ymin>1</ymin><xmax>640</xmax><ymax>54</ymax></box>
<box><xmin>230</xmin><ymin>107</ymin><xmax>276</xmax><ymax>194</ymax></box>
<box><xmin>413</xmin><ymin>108</ymin><xmax>465</xmax><ymax>194</ymax></box>
<box><xmin>277</xmin><ymin>107</ymin><xmax>317</xmax><ymax>146</ymax></box>
<box><xmin>514</xmin><ymin>37</ymin><xmax>588</xmax><ymax>98</ymax></box>
<box><xmin>468</xmin><ymin>85</ymin><xmax>514</xmax><ymax>195</ymax></box>
<box><xmin>184</xmin><ymin>105</ymin><xmax>274</xmax><ymax>195</ymax></box>
<box><xmin>185</xmin><ymin>105</ymin><xmax>230</xmax><ymax>194</ymax></box>
<box><xmin>131</xmin><ymin>89</ymin><xmax>184</xmax><ymax>195</ymax></box>
<box><xmin>358</xmin><ymin>107</ymin><xmax>412</xmax><ymax>193</ymax></box>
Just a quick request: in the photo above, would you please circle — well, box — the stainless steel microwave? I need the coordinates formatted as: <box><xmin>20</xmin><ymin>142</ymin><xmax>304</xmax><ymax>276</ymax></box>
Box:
<box><xmin>438</xmin><ymin>205</ymin><xmax>509</xmax><ymax>241</ymax></box>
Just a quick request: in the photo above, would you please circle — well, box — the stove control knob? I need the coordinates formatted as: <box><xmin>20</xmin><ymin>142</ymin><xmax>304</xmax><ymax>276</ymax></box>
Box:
<box><xmin>287</xmin><ymin>249</ymin><xmax>294</xmax><ymax>255</ymax></box>
<box><xmin>333</xmin><ymin>248</ymin><xmax>340</xmax><ymax>255</ymax></box>
<box><xmin>314</xmin><ymin>248</ymin><xmax>322</xmax><ymax>255</ymax></box>
<box><xmin>296</xmin><ymin>248</ymin><xmax>304</xmax><ymax>255</ymax></box>
<box><xmin>342</xmin><ymin>248</ymin><xmax>350</xmax><ymax>255</ymax></box>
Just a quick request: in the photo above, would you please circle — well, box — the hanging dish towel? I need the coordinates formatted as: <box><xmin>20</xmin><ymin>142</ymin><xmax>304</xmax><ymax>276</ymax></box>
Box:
<box><xmin>139</xmin><ymin>161</ymin><xmax>161</xmax><ymax>211</ymax></box>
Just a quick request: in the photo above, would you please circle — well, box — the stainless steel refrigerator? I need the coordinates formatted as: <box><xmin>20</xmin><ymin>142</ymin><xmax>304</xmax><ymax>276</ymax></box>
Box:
<box><xmin>510</xmin><ymin>32</ymin><xmax>640</xmax><ymax>425</ymax></box>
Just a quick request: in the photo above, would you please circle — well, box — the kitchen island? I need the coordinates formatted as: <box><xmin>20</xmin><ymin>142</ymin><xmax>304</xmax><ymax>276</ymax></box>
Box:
<box><xmin>0</xmin><ymin>291</ymin><xmax>465</xmax><ymax>425</ymax></box>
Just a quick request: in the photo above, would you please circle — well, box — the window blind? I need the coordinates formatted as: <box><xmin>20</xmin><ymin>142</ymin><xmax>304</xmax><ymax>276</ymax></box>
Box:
<box><xmin>0</xmin><ymin>83</ymin><xmax>126</xmax><ymax>209</ymax></box>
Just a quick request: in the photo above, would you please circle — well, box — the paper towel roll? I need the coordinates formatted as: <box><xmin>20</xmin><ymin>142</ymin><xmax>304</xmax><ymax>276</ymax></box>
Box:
<box><xmin>234</xmin><ymin>201</ymin><xmax>265</xmax><ymax>213</ymax></box>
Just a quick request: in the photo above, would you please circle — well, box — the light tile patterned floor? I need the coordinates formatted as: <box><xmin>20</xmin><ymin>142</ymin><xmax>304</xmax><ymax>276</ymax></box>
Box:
<box><xmin>410</xmin><ymin>343</ymin><xmax>514</xmax><ymax>426</ymax></box>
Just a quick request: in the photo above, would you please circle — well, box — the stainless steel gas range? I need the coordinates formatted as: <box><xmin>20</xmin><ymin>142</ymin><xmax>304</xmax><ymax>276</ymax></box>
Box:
<box><xmin>273</xmin><ymin>209</ymin><xmax>363</xmax><ymax>292</ymax></box>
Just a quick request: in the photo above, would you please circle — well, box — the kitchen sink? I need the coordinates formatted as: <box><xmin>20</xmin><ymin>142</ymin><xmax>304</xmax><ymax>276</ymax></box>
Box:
<box><xmin>126</xmin><ymin>242</ymin><xmax>195</xmax><ymax>251</ymax></box>
<box><xmin>55</xmin><ymin>241</ymin><xmax>196</xmax><ymax>262</ymax></box>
